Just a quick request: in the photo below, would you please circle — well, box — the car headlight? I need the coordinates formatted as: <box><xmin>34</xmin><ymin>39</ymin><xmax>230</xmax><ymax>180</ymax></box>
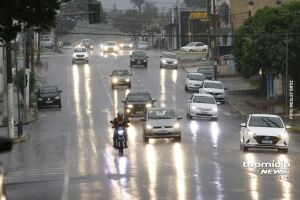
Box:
<box><xmin>173</xmin><ymin>122</ymin><xmax>180</xmax><ymax>129</ymax></box>
<box><xmin>126</xmin><ymin>109</ymin><xmax>131</xmax><ymax>113</ymax></box>
<box><xmin>143</xmin><ymin>59</ymin><xmax>147</xmax><ymax>62</ymax></box>
<box><xmin>85</xmin><ymin>54</ymin><xmax>88</xmax><ymax>58</ymax></box>
<box><xmin>280</xmin><ymin>130</ymin><xmax>288</xmax><ymax>138</ymax></box>
<box><xmin>212</xmin><ymin>107</ymin><xmax>218</xmax><ymax>112</ymax></box>
<box><xmin>126</xmin><ymin>79</ymin><xmax>130</xmax><ymax>82</ymax></box>
<box><xmin>146</xmin><ymin>124</ymin><xmax>153</xmax><ymax>130</ymax></box>
<box><xmin>120</xmin><ymin>44</ymin><xmax>124</xmax><ymax>47</ymax></box>
<box><xmin>161</xmin><ymin>59</ymin><xmax>167</xmax><ymax>64</ymax></box>
<box><xmin>114</xmin><ymin>46</ymin><xmax>119</xmax><ymax>50</ymax></box>
<box><xmin>146</xmin><ymin>103</ymin><xmax>152</xmax><ymax>108</ymax></box>
<box><xmin>131</xmin><ymin>59</ymin><xmax>135</xmax><ymax>62</ymax></box>
<box><xmin>127</xmin><ymin>104</ymin><xmax>133</xmax><ymax>108</ymax></box>
<box><xmin>129</xmin><ymin>44</ymin><xmax>133</xmax><ymax>47</ymax></box>
<box><xmin>104</xmin><ymin>46</ymin><xmax>108</xmax><ymax>50</ymax></box>
<box><xmin>90</xmin><ymin>45</ymin><xmax>94</xmax><ymax>48</ymax></box>
<box><xmin>248</xmin><ymin>131</ymin><xmax>255</xmax><ymax>136</ymax></box>
<box><xmin>55</xmin><ymin>96</ymin><xmax>60</xmax><ymax>100</ymax></box>
<box><xmin>112</xmin><ymin>78</ymin><xmax>118</xmax><ymax>83</ymax></box>
<box><xmin>174</xmin><ymin>61</ymin><xmax>178</xmax><ymax>64</ymax></box>
<box><xmin>191</xmin><ymin>106</ymin><xmax>197</xmax><ymax>110</ymax></box>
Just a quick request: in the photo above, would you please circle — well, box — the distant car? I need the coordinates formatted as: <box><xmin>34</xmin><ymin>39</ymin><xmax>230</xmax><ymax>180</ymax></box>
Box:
<box><xmin>130</xmin><ymin>51</ymin><xmax>148</xmax><ymax>68</ymax></box>
<box><xmin>240</xmin><ymin>114</ymin><xmax>290</xmax><ymax>153</ymax></box>
<box><xmin>81</xmin><ymin>39</ymin><xmax>94</xmax><ymax>51</ymax></box>
<box><xmin>160</xmin><ymin>52</ymin><xmax>179</xmax><ymax>69</ymax></box>
<box><xmin>36</xmin><ymin>86</ymin><xmax>62</xmax><ymax>109</ymax></box>
<box><xmin>122</xmin><ymin>91</ymin><xmax>157</xmax><ymax>120</ymax></box>
<box><xmin>181</xmin><ymin>42</ymin><xmax>208</xmax><ymax>52</ymax></box>
<box><xmin>142</xmin><ymin>107</ymin><xmax>182</xmax><ymax>143</ymax></box>
<box><xmin>199</xmin><ymin>80</ymin><xmax>226</xmax><ymax>104</ymax></box>
<box><xmin>187</xmin><ymin>93</ymin><xmax>218</xmax><ymax>120</ymax></box>
<box><xmin>136</xmin><ymin>41</ymin><xmax>150</xmax><ymax>50</ymax></box>
<box><xmin>185</xmin><ymin>72</ymin><xmax>205</xmax><ymax>92</ymax></box>
<box><xmin>197</xmin><ymin>67</ymin><xmax>215</xmax><ymax>80</ymax></box>
<box><xmin>62</xmin><ymin>42</ymin><xmax>72</xmax><ymax>49</ymax></box>
<box><xmin>119</xmin><ymin>39</ymin><xmax>133</xmax><ymax>50</ymax></box>
<box><xmin>72</xmin><ymin>47</ymin><xmax>88</xmax><ymax>64</ymax></box>
<box><xmin>103</xmin><ymin>41</ymin><xmax>119</xmax><ymax>53</ymax></box>
<box><xmin>110</xmin><ymin>70</ymin><xmax>132</xmax><ymax>89</ymax></box>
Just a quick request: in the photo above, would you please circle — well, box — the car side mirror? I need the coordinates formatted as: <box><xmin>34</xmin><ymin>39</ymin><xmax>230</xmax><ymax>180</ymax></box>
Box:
<box><xmin>187</xmin><ymin>100</ymin><xmax>191</xmax><ymax>103</ymax></box>
<box><xmin>240</xmin><ymin>123</ymin><xmax>246</xmax><ymax>127</ymax></box>
<box><xmin>122</xmin><ymin>100</ymin><xmax>125</xmax><ymax>103</ymax></box>
<box><xmin>286</xmin><ymin>125</ymin><xmax>292</xmax><ymax>129</ymax></box>
<box><xmin>224</xmin><ymin>88</ymin><xmax>228</xmax><ymax>90</ymax></box>
<box><xmin>0</xmin><ymin>137</ymin><xmax>13</xmax><ymax>153</ymax></box>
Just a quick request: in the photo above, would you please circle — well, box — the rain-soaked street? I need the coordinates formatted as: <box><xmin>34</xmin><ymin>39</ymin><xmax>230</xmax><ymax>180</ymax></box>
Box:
<box><xmin>1</xmin><ymin>49</ymin><xmax>300</xmax><ymax>199</ymax></box>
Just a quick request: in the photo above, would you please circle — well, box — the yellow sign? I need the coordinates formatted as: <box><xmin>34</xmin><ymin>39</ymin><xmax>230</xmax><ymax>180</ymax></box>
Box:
<box><xmin>188</xmin><ymin>11</ymin><xmax>209</xmax><ymax>21</ymax></box>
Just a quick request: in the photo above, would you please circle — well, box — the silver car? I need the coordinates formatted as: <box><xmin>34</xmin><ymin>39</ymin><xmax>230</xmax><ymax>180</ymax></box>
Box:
<box><xmin>142</xmin><ymin>107</ymin><xmax>182</xmax><ymax>143</ymax></box>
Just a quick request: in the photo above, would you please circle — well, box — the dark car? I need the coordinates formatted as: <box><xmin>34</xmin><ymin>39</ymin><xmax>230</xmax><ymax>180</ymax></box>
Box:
<box><xmin>122</xmin><ymin>91</ymin><xmax>157</xmax><ymax>119</ymax></box>
<box><xmin>130</xmin><ymin>51</ymin><xmax>148</xmax><ymax>68</ymax></box>
<box><xmin>81</xmin><ymin>39</ymin><xmax>94</xmax><ymax>51</ymax></box>
<box><xmin>36</xmin><ymin>86</ymin><xmax>62</xmax><ymax>109</ymax></box>
<box><xmin>197</xmin><ymin>67</ymin><xmax>215</xmax><ymax>80</ymax></box>
<box><xmin>109</xmin><ymin>70</ymin><xmax>132</xmax><ymax>89</ymax></box>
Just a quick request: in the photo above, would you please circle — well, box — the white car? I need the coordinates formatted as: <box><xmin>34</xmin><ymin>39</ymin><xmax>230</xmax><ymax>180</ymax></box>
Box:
<box><xmin>160</xmin><ymin>52</ymin><xmax>178</xmax><ymax>69</ymax></box>
<box><xmin>185</xmin><ymin>72</ymin><xmax>205</xmax><ymax>92</ymax></box>
<box><xmin>103</xmin><ymin>41</ymin><xmax>119</xmax><ymax>53</ymax></box>
<box><xmin>187</xmin><ymin>93</ymin><xmax>218</xmax><ymax>120</ymax></box>
<box><xmin>180</xmin><ymin>42</ymin><xmax>208</xmax><ymax>52</ymax></box>
<box><xmin>72</xmin><ymin>47</ymin><xmax>88</xmax><ymax>64</ymax></box>
<box><xmin>240</xmin><ymin>114</ymin><xmax>290</xmax><ymax>153</ymax></box>
<box><xmin>199</xmin><ymin>80</ymin><xmax>226</xmax><ymax>104</ymax></box>
<box><xmin>142</xmin><ymin>107</ymin><xmax>182</xmax><ymax>143</ymax></box>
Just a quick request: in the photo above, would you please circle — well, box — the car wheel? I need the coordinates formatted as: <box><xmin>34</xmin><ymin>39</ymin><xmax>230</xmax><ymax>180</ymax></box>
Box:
<box><xmin>187</xmin><ymin>112</ymin><xmax>192</xmax><ymax>119</ymax></box>
<box><xmin>202</xmin><ymin>49</ymin><xmax>207</xmax><ymax>53</ymax></box>
<box><xmin>58</xmin><ymin>101</ymin><xmax>62</xmax><ymax>108</ymax></box>
<box><xmin>184</xmin><ymin>86</ymin><xmax>189</xmax><ymax>92</ymax></box>
<box><xmin>72</xmin><ymin>60</ymin><xmax>75</xmax><ymax>64</ymax></box>
<box><xmin>189</xmin><ymin>49</ymin><xmax>193</xmax><ymax>52</ymax></box>
<box><xmin>174</xmin><ymin>135</ymin><xmax>181</xmax><ymax>142</ymax></box>
<box><xmin>278</xmin><ymin>148</ymin><xmax>288</xmax><ymax>153</ymax></box>
<box><xmin>212</xmin><ymin>117</ymin><xmax>218</xmax><ymax>121</ymax></box>
<box><xmin>242</xmin><ymin>140</ymin><xmax>248</xmax><ymax>152</ymax></box>
<box><xmin>128</xmin><ymin>83</ymin><xmax>131</xmax><ymax>89</ymax></box>
<box><xmin>144</xmin><ymin>134</ymin><xmax>149</xmax><ymax>143</ymax></box>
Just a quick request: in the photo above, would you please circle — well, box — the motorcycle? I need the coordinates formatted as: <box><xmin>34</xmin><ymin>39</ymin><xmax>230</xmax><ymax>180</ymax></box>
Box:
<box><xmin>110</xmin><ymin>120</ymin><xmax>128</xmax><ymax>156</ymax></box>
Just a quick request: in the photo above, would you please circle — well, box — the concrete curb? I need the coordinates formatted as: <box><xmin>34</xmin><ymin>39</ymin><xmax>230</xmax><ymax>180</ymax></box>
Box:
<box><xmin>225</xmin><ymin>99</ymin><xmax>248</xmax><ymax>117</ymax></box>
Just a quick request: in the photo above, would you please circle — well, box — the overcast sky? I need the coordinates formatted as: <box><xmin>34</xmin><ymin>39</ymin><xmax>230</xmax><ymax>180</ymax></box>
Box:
<box><xmin>100</xmin><ymin>0</ymin><xmax>183</xmax><ymax>10</ymax></box>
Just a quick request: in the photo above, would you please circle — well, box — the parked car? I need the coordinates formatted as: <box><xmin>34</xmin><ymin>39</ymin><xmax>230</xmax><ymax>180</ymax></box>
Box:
<box><xmin>36</xmin><ymin>86</ymin><xmax>62</xmax><ymax>109</ymax></box>
<box><xmin>142</xmin><ymin>107</ymin><xmax>182</xmax><ymax>143</ymax></box>
<box><xmin>181</xmin><ymin>42</ymin><xmax>208</xmax><ymax>52</ymax></box>
<box><xmin>62</xmin><ymin>41</ymin><xmax>72</xmax><ymax>49</ymax></box>
<box><xmin>160</xmin><ymin>52</ymin><xmax>179</xmax><ymax>69</ymax></box>
<box><xmin>110</xmin><ymin>70</ymin><xmax>132</xmax><ymax>89</ymax></box>
<box><xmin>199</xmin><ymin>80</ymin><xmax>226</xmax><ymax>103</ymax></box>
<box><xmin>197</xmin><ymin>67</ymin><xmax>215</xmax><ymax>80</ymax></box>
<box><xmin>136</xmin><ymin>41</ymin><xmax>150</xmax><ymax>50</ymax></box>
<box><xmin>240</xmin><ymin>114</ymin><xmax>290</xmax><ymax>153</ymax></box>
<box><xmin>130</xmin><ymin>51</ymin><xmax>148</xmax><ymax>68</ymax></box>
<box><xmin>103</xmin><ymin>41</ymin><xmax>119</xmax><ymax>53</ymax></box>
<box><xmin>122</xmin><ymin>91</ymin><xmax>156</xmax><ymax>119</ymax></box>
<box><xmin>187</xmin><ymin>93</ymin><xmax>218</xmax><ymax>120</ymax></box>
<box><xmin>185</xmin><ymin>72</ymin><xmax>205</xmax><ymax>92</ymax></box>
<box><xmin>72</xmin><ymin>47</ymin><xmax>88</xmax><ymax>64</ymax></box>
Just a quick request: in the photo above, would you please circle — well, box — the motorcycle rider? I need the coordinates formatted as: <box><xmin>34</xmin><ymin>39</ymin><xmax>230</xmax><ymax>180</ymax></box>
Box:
<box><xmin>112</xmin><ymin>111</ymin><xmax>129</xmax><ymax>148</ymax></box>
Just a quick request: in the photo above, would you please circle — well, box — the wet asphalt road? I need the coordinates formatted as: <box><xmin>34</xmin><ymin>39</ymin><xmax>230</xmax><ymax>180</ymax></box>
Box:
<box><xmin>1</xmin><ymin>49</ymin><xmax>300</xmax><ymax>200</ymax></box>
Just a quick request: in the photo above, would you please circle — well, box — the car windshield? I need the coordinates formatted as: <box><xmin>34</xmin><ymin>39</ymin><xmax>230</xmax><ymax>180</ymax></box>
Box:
<box><xmin>248</xmin><ymin>116</ymin><xmax>284</xmax><ymax>128</ymax></box>
<box><xmin>192</xmin><ymin>96</ymin><xmax>216</xmax><ymax>104</ymax></box>
<box><xmin>204</xmin><ymin>82</ymin><xmax>224</xmax><ymax>89</ymax></box>
<box><xmin>112</xmin><ymin>70</ymin><xmax>129</xmax><ymax>76</ymax></box>
<box><xmin>132</xmin><ymin>52</ymin><xmax>146</xmax><ymax>57</ymax></box>
<box><xmin>74</xmin><ymin>48</ymin><xmax>86</xmax><ymax>53</ymax></box>
<box><xmin>148</xmin><ymin>109</ymin><xmax>175</xmax><ymax>119</ymax></box>
<box><xmin>189</xmin><ymin>74</ymin><xmax>205</xmax><ymax>81</ymax></box>
<box><xmin>105</xmin><ymin>42</ymin><xmax>116</xmax><ymax>46</ymax></box>
<box><xmin>127</xmin><ymin>93</ymin><xmax>151</xmax><ymax>102</ymax></box>
<box><xmin>40</xmin><ymin>86</ymin><xmax>57</xmax><ymax>94</ymax></box>
<box><xmin>198</xmin><ymin>68</ymin><xmax>214</xmax><ymax>75</ymax></box>
<box><xmin>162</xmin><ymin>53</ymin><xmax>176</xmax><ymax>59</ymax></box>
<box><xmin>138</xmin><ymin>41</ymin><xmax>148</xmax><ymax>45</ymax></box>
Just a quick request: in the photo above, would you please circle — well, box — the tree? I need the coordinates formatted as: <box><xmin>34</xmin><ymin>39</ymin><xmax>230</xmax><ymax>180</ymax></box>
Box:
<box><xmin>232</xmin><ymin>2</ymin><xmax>300</xmax><ymax>104</ymax></box>
<box><xmin>184</xmin><ymin>0</ymin><xmax>207</xmax><ymax>8</ymax></box>
<box><xmin>131</xmin><ymin>0</ymin><xmax>145</xmax><ymax>13</ymax></box>
<box><xmin>0</xmin><ymin>0</ymin><xmax>69</xmax><ymax>138</ymax></box>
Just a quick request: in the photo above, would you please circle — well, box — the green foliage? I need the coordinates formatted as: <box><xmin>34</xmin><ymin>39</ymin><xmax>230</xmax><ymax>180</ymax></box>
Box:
<box><xmin>16</xmin><ymin>68</ymin><xmax>36</xmax><ymax>97</ymax></box>
<box><xmin>232</xmin><ymin>1</ymin><xmax>300</xmax><ymax>102</ymax></box>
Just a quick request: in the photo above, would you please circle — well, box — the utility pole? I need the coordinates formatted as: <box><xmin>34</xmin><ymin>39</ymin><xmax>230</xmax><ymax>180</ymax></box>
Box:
<box><xmin>24</xmin><ymin>31</ymin><xmax>30</xmax><ymax>122</ymax></box>
<box><xmin>212</xmin><ymin>0</ymin><xmax>217</xmax><ymax>80</ymax></box>
<box><xmin>5</xmin><ymin>41</ymin><xmax>15</xmax><ymax>139</ymax></box>
<box><xmin>285</xmin><ymin>33</ymin><xmax>289</xmax><ymax>115</ymax></box>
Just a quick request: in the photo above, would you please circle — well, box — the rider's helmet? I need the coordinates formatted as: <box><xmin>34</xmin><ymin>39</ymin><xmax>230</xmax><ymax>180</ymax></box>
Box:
<box><xmin>117</xmin><ymin>111</ymin><xmax>124</xmax><ymax>120</ymax></box>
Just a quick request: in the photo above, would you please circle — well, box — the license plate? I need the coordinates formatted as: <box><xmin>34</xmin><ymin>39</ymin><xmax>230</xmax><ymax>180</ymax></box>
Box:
<box><xmin>136</xmin><ymin>111</ymin><xmax>144</xmax><ymax>114</ymax></box>
<box><xmin>262</xmin><ymin>140</ymin><xmax>272</xmax><ymax>144</ymax></box>
<box><xmin>46</xmin><ymin>100</ymin><xmax>52</xmax><ymax>104</ymax></box>
<box><xmin>137</xmin><ymin>62</ymin><xmax>141</xmax><ymax>64</ymax></box>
